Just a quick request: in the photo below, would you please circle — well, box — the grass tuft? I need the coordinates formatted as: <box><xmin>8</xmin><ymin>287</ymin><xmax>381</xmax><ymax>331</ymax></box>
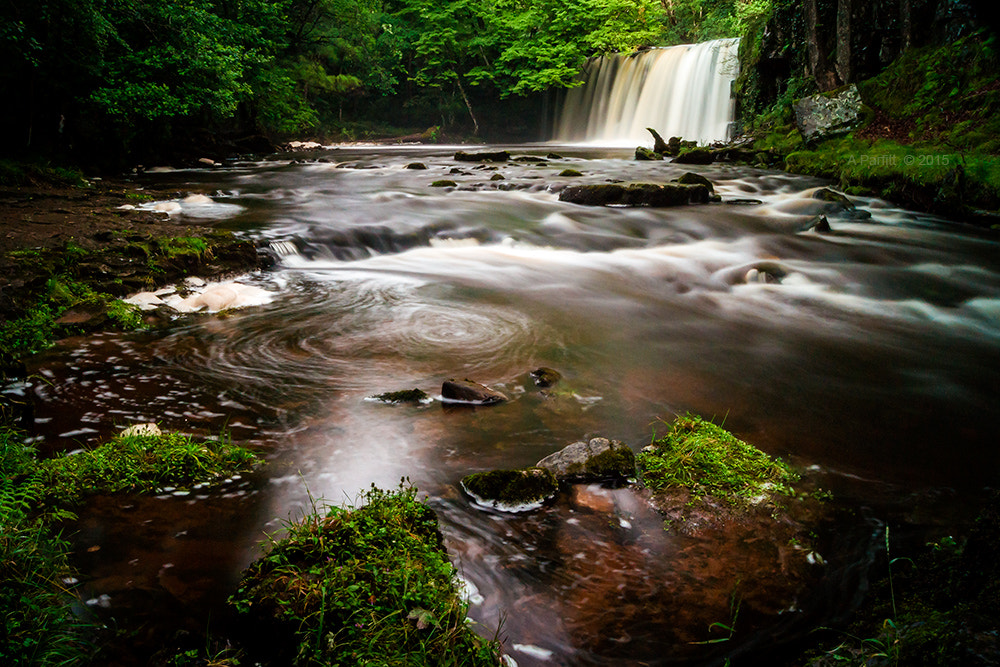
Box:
<box><xmin>637</xmin><ymin>414</ymin><xmax>798</xmax><ymax>506</ymax></box>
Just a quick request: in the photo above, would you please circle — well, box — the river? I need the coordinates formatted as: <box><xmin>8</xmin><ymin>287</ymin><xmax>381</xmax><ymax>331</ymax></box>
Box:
<box><xmin>17</xmin><ymin>144</ymin><xmax>1000</xmax><ymax>664</ymax></box>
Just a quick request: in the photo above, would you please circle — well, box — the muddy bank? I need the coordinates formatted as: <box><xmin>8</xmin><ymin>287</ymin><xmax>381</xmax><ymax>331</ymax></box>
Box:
<box><xmin>0</xmin><ymin>178</ymin><xmax>271</xmax><ymax>381</ymax></box>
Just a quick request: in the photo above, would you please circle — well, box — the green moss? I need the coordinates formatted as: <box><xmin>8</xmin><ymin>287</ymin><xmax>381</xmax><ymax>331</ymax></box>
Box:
<box><xmin>230</xmin><ymin>483</ymin><xmax>499</xmax><ymax>666</ymax></box>
<box><xmin>37</xmin><ymin>431</ymin><xmax>258</xmax><ymax>506</ymax></box>
<box><xmin>105</xmin><ymin>299</ymin><xmax>143</xmax><ymax>330</ymax></box>
<box><xmin>157</xmin><ymin>236</ymin><xmax>209</xmax><ymax>258</ymax></box>
<box><xmin>558</xmin><ymin>169</ymin><xmax>583</xmax><ymax>177</ymax></box>
<box><xmin>368</xmin><ymin>388</ymin><xmax>430</xmax><ymax>404</ymax></box>
<box><xmin>637</xmin><ymin>414</ymin><xmax>798</xmax><ymax>505</ymax></box>
<box><xmin>586</xmin><ymin>446</ymin><xmax>636</xmax><ymax>478</ymax></box>
<box><xmin>430</xmin><ymin>180</ymin><xmax>457</xmax><ymax>187</ymax></box>
<box><xmin>461</xmin><ymin>467</ymin><xmax>558</xmax><ymax>509</ymax></box>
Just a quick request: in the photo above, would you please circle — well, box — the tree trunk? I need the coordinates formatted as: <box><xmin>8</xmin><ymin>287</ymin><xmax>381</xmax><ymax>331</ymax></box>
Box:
<box><xmin>455</xmin><ymin>74</ymin><xmax>479</xmax><ymax>136</ymax></box>
<box><xmin>803</xmin><ymin>0</ymin><xmax>841</xmax><ymax>90</ymax></box>
<box><xmin>836</xmin><ymin>0</ymin><xmax>853</xmax><ymax>84</ymax></box>
<box><xmin>901</xmin><ymin>0</ymin><xmax>913</xmax><ymax>50</ymax></box>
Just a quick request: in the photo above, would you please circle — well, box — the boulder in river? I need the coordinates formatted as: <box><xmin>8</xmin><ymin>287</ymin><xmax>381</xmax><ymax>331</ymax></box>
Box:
<box><xmin>461</xmin><ymin>467</ymin><xmax>558</xmax><ymax>512</ymax></box>
<box><xmin>454</xmin><ymin>150</ymin><xmax>510</xmax><ymax>163</ymax></box>
<box><xmin>674</xmin><ymin>172</ymin><xmax>715</xmax><ymax>195</ymax></box>
<box><xmin>634</xmin><ymin>146</ymin><xmax>663</xmax><ymax>161</ymax></box>
<box><xmin>441</xmin><ymin>378</ymin><xmax>508</xmax><ymax>405</ymax></box>
<box><xmin>536</xmin><ymin>437</ymin><xmax>636</xmax><ymax>482</ymax></box>
<box><xmin>559</xmin><ymin>183</ymin><xmax>709</xmax><ymax>207</ymax></box>
<box><xmin>672</xmin><ymin>148</ymin><xmax>715</xmax><ymax>165</ymax></box>
<box><xmin>646</xmin><ymin>127</ymin><xmax>669</xmax><ymax>154</ymax></box>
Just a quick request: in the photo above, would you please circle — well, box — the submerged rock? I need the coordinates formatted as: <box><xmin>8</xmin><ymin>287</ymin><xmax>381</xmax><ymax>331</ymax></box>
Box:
<box><xmin>529</xmin><ymin>367</ymin><xmax>562</xmax><ymax>388</ymax></box>
<box><xmin>441</xmin><ymin>378</ymin><xmax>508</xmax><ymax>405</ymax></box>
<box><xmin>430</xmin><ymin>180</ymin><xmax>457</xmax><ymax>188</ymax></box>
<box><xmin>405</xmin><ymin>162</ymin><xmax>428</xmax><ymax>170</ymax></box>
<box><xmin>799</xmin><ymin>214</ymin><xmax>832</xmax><ymax>232</ymax></box>
<box><xmin>559</xmin><ymin>169</ymin><xmax>584</xmax><ymax>177</ymax></box>
<box><xmin>559</xmin><ymin>183</ymin><xmax>709</xmax><ymax>207</ymax></box>
<box><xmin>461</xmin><ymin>467</ymin><xmax>558</xmax><ymax>512</ymax></box>
<box><xmin>536</xmin><ymin>437</ymin><xmax>636</xmax><ymax>482</ymax></box>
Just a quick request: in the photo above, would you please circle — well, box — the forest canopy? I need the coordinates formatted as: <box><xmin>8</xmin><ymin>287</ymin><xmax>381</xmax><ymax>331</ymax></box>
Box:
<box><xmin>0</xmin><ymin>0</ymin><xmax>756</xmax><ymax>163</ymax></box>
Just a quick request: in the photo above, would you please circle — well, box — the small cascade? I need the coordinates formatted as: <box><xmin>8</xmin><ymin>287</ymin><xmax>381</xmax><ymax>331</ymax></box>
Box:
<box><xmin>554</xmin><ymin>38</ymin><xmax>739</xmax><ymax>145</ymax></box>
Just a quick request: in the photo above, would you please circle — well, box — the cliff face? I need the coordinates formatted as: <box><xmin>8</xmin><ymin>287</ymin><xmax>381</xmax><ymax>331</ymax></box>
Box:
<box><xmin>738</xmin><ymin>0</ymin><xmax>994</xmax><ymax>122</ymax></box>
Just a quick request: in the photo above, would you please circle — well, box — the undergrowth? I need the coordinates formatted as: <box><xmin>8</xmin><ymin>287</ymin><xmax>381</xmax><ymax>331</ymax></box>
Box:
<box><xmin>1</xmin><ymin>423</ymin><xmax>260</xmax><ymax>665</ymax></box>
<box><xmin>231</xmin><ymin>482</ymin><xmax>500</xmax><ymax>666</ymax></box>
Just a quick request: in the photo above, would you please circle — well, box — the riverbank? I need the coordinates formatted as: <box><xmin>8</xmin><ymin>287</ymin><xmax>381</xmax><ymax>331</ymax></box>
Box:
<box><xmin>0</xmin><ymin>173</ymin><xmax>270</xmax><ymax>384</ymax></box>
<box><xmin>744</xmin><ymin>31</ymin><xmax>1000</xmax><ymax>227</ymax></box>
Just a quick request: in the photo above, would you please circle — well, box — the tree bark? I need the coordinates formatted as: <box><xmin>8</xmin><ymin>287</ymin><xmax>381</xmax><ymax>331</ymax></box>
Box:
<box><xmin>836</xmin><ymin>0</ymin><xmax>853</xmax><ymax>84</ymax></box>
<box><xmin>455</xmin><ymin>74</ymin><xmax>479</xmax><ymax>136</ymax></box>
<box><xmin>803</xmin><ymin>0</ymin><xmax>841</xmax><ymax>90</ymax></box>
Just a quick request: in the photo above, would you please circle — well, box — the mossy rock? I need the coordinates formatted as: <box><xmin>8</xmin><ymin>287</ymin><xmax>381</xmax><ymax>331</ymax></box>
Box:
<box><xmin>637</xmin><ymin>414</ymin><xmax>798</xmax><ymax>507</ymax></box>
<box><xmin>536</xmin><ymin>437</ymin><xmax>636</xmax><ymax>482</ymax></box>
<box><xmin>368</xmin><ymin>388</ymin><xmax>430</xmax><ymax>404</ymax></box>
<box><xmin>559</xmin><ymin>169</ymin><xmax>584</xmax><ymax>177</ymax></box>
<box><xmin>231</xmin><ymin>484</ymin><xmax>499</xmax><ymax>665</ymax></box>
<box><xmin>634</xmin><ymin>146</ymin><xmax>663</xmax><ymax>161</ymax></box>
<box><xmin>675</xmin><ymin>172</ymin><xmax>715</xmax><ymax>195</ymax></box>
<box><xmin>454</xmin><ymin>150</ymin><xmax>510</xmax><ymax>163</ymax></box>
<box><xmin>672</xmin><ymin>148</ymin><xmax>715</xmax><ymax>165</ymax></box>
<box><xmin>405</xmin><ymin>162</ymin><xmax>428</xmax><ymax>170</ymax></box>
<box><xmin>461</xmin><ymin>467</ymin><xmax>558</xmax><ymax>512</ymax></box>
<box><xmin>489</xmin><ymin>173</ymin><xmax>505</xmax><ymax>181</ymax></box>
<box><xmin>430</xmin><ymin>180</ymin><xmax>457</xmax><ymax>188</ymax></box>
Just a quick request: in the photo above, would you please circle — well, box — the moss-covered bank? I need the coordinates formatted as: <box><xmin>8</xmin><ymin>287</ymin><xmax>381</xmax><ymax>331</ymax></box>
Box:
<box><xmin>0</xmin><ymin>424</ymin><xmax>260</xmax><ymax>666</ymax></box>
<box><xmin>742</xmin><ymin>31</ymin><xmax>1000</xmax><ymax>224</ymax></box>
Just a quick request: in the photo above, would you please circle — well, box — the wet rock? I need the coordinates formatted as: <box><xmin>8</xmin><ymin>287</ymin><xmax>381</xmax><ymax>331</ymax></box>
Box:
<box><xmin>559</xmin><ymin>183</ymin><xmax>708</xmax><ymax>207</ymax></box>
<box><xmin>513</xmin><ymin>156</ymin><xmax>548</xmax><ymax>163</ymax></box>
<box><xmin>530</xmin><ymin>367</ymin><xmax>562</xmax><ymax>388</ymax></box>
<box><xmin>634</xmin><ymin>146</ymin><xmax>662</xmax><ymax>161</ymax></box>
<box><xmin>794</xmin><ymin>84</ymin><xmax>864</xmax><ymax>142</ymax></box>
<box><xmin>559</xmin><ymin>169</ymin><xmax>584</xmax><ymax>177</ymax></box>
<box><xmin>672</xmin><ymin>148</ymin><xmax>715</xmax><ymax>165</ymax></box>
<box><xmin>665</xmin><ymin>136</ymin><xmax>683</xmax><ymax>157</ymax></box>
<box><xmin>454</xmin><ymin>150</ymin><xmax>510</xmax><ymax>163</ymax></box>
<box><xmin>368</xmin><ymin>388</ymin><xmax>431</xmax><ymax>404</ymax></box>
<box><xmin>461</xmin><ymin>467</ymin><xmax>558</xmax><ymax>512</ymax></box>
<box><xmin>724</xmin><ymin>198</ymin><xmax>763</xmax><ymax>206</ymax></box>
<box><xmin>405</xmin><ymin>162</ymin><xmax>428</xmax><ymax>170</ymax></box>
<box><xmin>674</xmin><ymin>172</ymin><xmax>715</xmax><ymax>195</ymax></box>
<box><xmin>441</xmin><ymin>378</ymin><xmax>508</xmax><ymax>405</ymax></box>
<box><xmin>743</xmin><ymin>265</ymin><xmax>785</xmax><ymax>284</ymax></box>
<box><xmin>430</xmin><ymin>180</ymin><xmax>457</xmax><ymax>188</ymax></box>
<box><xmin>546</xmin><ymin>152</ymin><xmax>564</xmax><ymax>159</ymax></box>
<box><xmin>799</xmin><ymin>215</ymin><xmax>832</xmax><ymax>232</ymax></box>
<box><xmin>811</xmin><ymin>187</ymin><xmax>870</xmax><ymax>219</ymax></box>
<box><xmin>490</xmin><ymin>173</ymin><xmax>505</xmax><ymax>181</ymax></box>
<box><xmin>647</xmin><ymin>127</ymin><xmax>669</xmax><ymax>154</ymax></box>
<box><xmin>536</xmin><ymin>437</ymin><xmax>636</xmax><ymax>482</ymax></box>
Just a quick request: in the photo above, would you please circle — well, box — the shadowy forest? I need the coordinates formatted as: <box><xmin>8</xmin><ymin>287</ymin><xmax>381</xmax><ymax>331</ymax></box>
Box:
<box><xmin>1</xmin><ymin>0</ymin><xmax>997</xmax><ymax>168</ymax></box>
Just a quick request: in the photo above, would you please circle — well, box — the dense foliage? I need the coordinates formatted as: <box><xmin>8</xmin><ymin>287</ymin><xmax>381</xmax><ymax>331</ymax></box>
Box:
<box><xmin>0</xmin><ymin>0</ymin><xmax>760</xmax><ymax>163</ymax></box>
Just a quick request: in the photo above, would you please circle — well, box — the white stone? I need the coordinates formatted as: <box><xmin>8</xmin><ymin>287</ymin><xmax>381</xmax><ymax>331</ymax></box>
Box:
<box><xmin>119</xmin><ymin>423</ymin><xmax>162</xmax><ymax>437</ymax></box>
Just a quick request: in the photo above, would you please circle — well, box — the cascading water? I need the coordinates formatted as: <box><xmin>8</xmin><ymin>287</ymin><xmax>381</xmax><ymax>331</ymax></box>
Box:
<box><xmin>554</xmin><ymin>38</ymin><xmax>739</xmax><ymax>145</ymax></box>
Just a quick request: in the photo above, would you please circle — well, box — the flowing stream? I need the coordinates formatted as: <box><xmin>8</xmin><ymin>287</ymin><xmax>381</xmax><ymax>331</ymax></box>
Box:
<box><xmin>14</xmin><ymin>145</ymin><xmax>1000</xmax><ymax>664</ymax></box>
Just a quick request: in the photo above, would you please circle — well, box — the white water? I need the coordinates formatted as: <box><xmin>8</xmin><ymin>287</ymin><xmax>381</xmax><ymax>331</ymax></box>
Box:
<box><xmin>554</xmin><ymin>38</ymin><xmax>739</xmax><ymax>145</ymax></box>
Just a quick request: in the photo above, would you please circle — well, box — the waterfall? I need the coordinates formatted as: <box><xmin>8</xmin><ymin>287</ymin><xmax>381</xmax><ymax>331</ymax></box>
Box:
<box><xmin>554</xmin><ymin>38</ymin><xmax>739</xmax><ymax>146</ymax></box>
